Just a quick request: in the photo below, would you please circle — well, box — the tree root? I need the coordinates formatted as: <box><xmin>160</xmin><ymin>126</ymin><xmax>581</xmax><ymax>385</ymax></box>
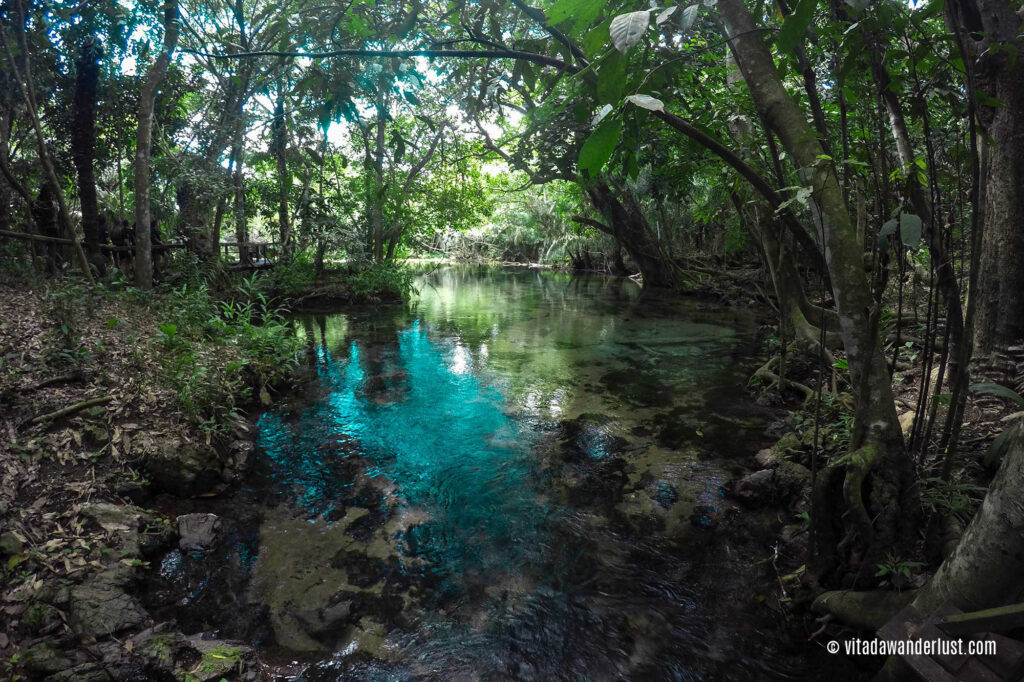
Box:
<box><xmin>811</xmin><ymin>589</ymin><xmax>916</xmax><ymax>631</ymax></box>
<box><xmin>25</xmin><ymin>372</ymin><xmax>83</xmax><ymax>392</ymax></box>
<box><xmin>838</xmin><ymin>444</ymin><xmax>879</xmax><ymax>554</ymax></box>
<box><xmin>752</xmin><ymin>356</ymin><xmax>816</xmax><ymax>401</ymax></box>
<box><xmin>29</xmin><ymin>395</ymin><xmax>113</xmax><ymax>425</ymax></box>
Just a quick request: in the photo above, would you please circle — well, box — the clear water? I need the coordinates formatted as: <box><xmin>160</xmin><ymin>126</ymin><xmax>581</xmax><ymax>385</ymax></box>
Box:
<box><xmin>163</xmin><ymin>265</ymin><xmax>839</xmax><ymax>680</ymax></box>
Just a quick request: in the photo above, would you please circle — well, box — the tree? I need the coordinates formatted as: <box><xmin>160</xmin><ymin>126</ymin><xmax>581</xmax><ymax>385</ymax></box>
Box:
<box><xmin>70</xmin><ymin>33</ymin><xmax>103</xmax><ymax>267</ymax></box>
<box><xmin>134</xmin><ymin>0</ymin><xmax>180</xmax><ymax>288</ymax></box>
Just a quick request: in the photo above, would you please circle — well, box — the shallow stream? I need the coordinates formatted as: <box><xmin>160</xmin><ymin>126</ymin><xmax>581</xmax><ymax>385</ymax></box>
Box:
<box><xmin>151</xmin><ymin>265</ymin><xmax>846</xmax><ymax>680</ymax></box>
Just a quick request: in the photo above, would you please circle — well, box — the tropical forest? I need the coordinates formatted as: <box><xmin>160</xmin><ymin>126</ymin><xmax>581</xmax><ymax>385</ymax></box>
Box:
<box><xmin>0</xmin><ymin>0</ymin><xmax>1023</xmax><ymax>679</ymax></box>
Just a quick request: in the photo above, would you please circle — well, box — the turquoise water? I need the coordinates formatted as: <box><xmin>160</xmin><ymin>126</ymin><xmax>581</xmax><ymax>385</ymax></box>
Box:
<box><xmin>239</xmin><ymin>266</ymin><xmax>804</xmax><ymax>680</ymax></box>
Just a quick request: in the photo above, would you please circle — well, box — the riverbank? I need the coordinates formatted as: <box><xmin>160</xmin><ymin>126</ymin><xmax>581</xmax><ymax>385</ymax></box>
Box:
<box><xmin>0</xmin><ymin>276</ymin><xmax>303</xmax><ymax>681</ymax></box>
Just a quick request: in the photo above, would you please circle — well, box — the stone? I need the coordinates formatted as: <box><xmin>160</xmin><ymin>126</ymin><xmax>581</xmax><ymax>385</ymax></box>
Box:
<box><xmin>754</xmin><ymin>448</ymin><xmax>777</xmax><ymax>469</ymax></box>
<box><xmin>0</xmin><ymin>530</ymin><xmax>24</xmax><ymax>555</ymax></box>
<box><xmin>22</xmin><ymin>642</ymin><xmax>71</xmax><ymax>677</ymax></box>
<box><xmin>80</xmin><ymin>502</ymin><xmax>141</xmax><ymax>534</ymax></box>
<box><xmin>898</xmin><ymin>411</ymin><xmax>916</xmax><ymax>439</ymax></box>
<box><xmin>139</xmin><ymin>435</ymin><xmax>222</xmax><ymax>497</ymax></box>
<box><xmin>177</xmin><ymin>513</ymin><xmax>222</xmax><ymax>552</ymax></box>
<box><xmin>82</xmin><ymin>424</ymin><xmax>109</xmax><ymax>447</ymax></box>
<box><xmin>45</xmin><ymin>662</ymin><xmax>112</xmax><ymax>681</ymax></box>
<box><xmin>22</xmin><ymin>601</ymin><xmax>62</xmax><ymax>635</ymax></box>
<box><xmin>69</xmin><ymin>571</ymin><xmax>149</xmax><ymax>638</ymax></box>
<box><xmin>186</xmin><ymin>637</ymin><xmax>251</xmax><ymax>682</ymax></box>
<box><xmin>733</xmin><ymin>461</ymin><xmax>811</xmax><ymax>508</ymax></box>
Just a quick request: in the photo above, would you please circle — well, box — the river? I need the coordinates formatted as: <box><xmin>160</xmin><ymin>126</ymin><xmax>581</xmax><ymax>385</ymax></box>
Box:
<box><xmin>150</xmin><ymin>265</ymin><xmax>849</xmax><ymax>681</ymax></box>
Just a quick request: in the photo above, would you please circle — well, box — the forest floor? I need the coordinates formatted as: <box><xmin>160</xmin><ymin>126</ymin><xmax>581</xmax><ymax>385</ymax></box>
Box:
<box><xmin>730</xmin><ymin>273</ymin><xmax>1023</xmax><ymax>674</ymax></box>
<box><xmin>0</xmin><ymin>281</ymin><xmax>280</xmax><ymax>681</ymax></box>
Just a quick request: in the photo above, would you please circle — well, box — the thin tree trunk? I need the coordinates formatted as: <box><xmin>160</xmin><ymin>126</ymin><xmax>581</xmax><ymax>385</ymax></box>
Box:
<box><xmin>232</xmin><ymin>109</ymin><xmax>247</xmax><ymax>264</ymax></box>
<box><xmin>273</xmin><ymin>73</ymin><xmax>292</xmax><ymax>262</ymax></box>
<box><xmin>371</xmin><ymin>91</ymin><xmax>386</xmax><ymax>261</ymax></box>
<box><xmin>71</xmin><ymin>35</ymin><xmax>102</xmax><ymax>264</ymax></box>
<box><xmin>134</xmin><ymin>0</ymin><xmax>180</xmax><ymax>289</ymax></box>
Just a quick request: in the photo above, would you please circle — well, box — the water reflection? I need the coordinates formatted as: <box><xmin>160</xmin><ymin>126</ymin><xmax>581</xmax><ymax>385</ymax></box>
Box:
<box><xmin>246</xmin><ymin>266</ymin><xmax>804</xmax><ymax>680</ymax></box>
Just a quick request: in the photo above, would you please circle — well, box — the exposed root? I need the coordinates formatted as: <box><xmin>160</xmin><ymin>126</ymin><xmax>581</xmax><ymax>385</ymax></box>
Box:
<box><xmin>28</xmin><ymin>395</ymin><xmax>113</xmax><ymax>426</ymax></box>
<box><xmin>752</xmin><ymin>355</ymin><xmax>816</xmax><ymax>401</ymax></box>
<box><xmin>838</xmin><ymin>444</ymin><xmax>879</xmax><ymax>554</ymax></box>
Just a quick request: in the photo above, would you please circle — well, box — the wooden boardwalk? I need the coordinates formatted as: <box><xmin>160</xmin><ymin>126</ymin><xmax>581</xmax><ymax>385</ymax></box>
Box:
<box><xmin>878</xmin><ymin>602</ymin><xmax>1024</xmax><ymax>681</ymax></box>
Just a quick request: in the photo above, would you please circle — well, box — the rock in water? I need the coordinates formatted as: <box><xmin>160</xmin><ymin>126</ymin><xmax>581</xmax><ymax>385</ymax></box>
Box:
<box><xmin>177</xmin><ymin>513</ymin><xmax>222</xmax><ymax>552</ymax></box>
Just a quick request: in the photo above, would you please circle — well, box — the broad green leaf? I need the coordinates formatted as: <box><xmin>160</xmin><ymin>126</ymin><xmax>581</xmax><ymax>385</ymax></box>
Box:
<box><xmin>679</xmin><ymin>4</ymin><xmax>700</xmax><ymax>32</ymax></box>
<box><xmin>609</xmin><ymin>10</ymin><xmax>650</xmax><ymax>52</ymax></box>
<box><xmin>971</xmin><ymin>383</ymin><xmax>1024</xmax><ymax>407</ymax></box>
<box><xmin>776</xmin><ymin>0</ymin><xmax>817</xmax><ymax>56</ymax></box>
<box><xmin>583</xmin><ymin>18</ymin><xmax>611</xmax><ymax>58</ymax></box>
<box><xmin>578</xmin><ymin>115</ymin><xmax>622</xmax><ymax>178</ymax></box>
<box><xmin>548</xmin><ymin>0</ymin><xmax>604</xmax><ymax>31</ymax></box>
<box><xmin>592</xmin><ymin>103</ymin><xmax>613</xmax><ymax>125</ymax></box>
<box><xmin>899</xmin><ymin>213</ymin><xmax>923</xmax><ymax>246</ymax></box>
<box><xmin>656</xmin><ymin>6</ymin><xmax>678</xmax><ymax>24</ymax></box>
<box><xmin>625</xmin><ymin>94</ymin><xmax>665</xmax><ymax>112</ymax></box>
<box><xmin>597</xmin><ymin>51</ymin><xmax>627</xmax><ymax>104</ymax></box>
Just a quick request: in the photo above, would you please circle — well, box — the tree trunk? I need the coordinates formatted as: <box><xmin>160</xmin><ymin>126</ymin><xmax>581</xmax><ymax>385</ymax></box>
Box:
<box><xmin>717</xmin><ymin>0</ymin><xmax>915</xmax><ymax>582</ymax></box>
<box><xmin>232</xmin><ymin>110</ymin><xmax>248</xmax><ymax>264</ymax></box>
<box><xmin>134</xmin><ymin>0</ymin><xmax>179</xmax><ymax>289</ymax></box>
<box><xmin>961</xmin><ymin>0</ymin><xmax>1024</xmax><ymax>384</ymax></box>
<box><xmin>911</xmin><ymin>422</ymin><xmax>1024</xmax><ymax>614</ymax></box>
<box><xmin>370</xmin><ymin>92</ymin><xmax>386</xmax><ymax>261</ymax></box>
<box><xmin>587</xmin><ymin>183</ymin><xmax>676</xmax><ymax>288</ymax></box>
<box><xmin>273</xmin><ymin>74</ymin><xmax>292</xmax><ymax>262</ymax></box>
<box><xmin>71</xmin><ymin>35</ymin><xmax>102</xmax><ymax>267</ymax></box>
<box><xmin>175</xmin><ymin>168</ymin><xmax>215</xmax><ymax>260</ymax></box>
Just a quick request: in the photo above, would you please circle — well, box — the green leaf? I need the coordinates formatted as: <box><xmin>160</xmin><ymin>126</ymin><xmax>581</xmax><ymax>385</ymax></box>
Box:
<box><xmin>578</xmin><ymin>115</ymin><xmax>622</xmax><ymax>178</ymax></box>
<box><xmin>547</xmin><ymin>0</ymin><xmax>604</xmax><ymax>31</ymax></box>
<box><xmin>583</xmin><ymin>18</ymin><xmax>611</xmax><ymax>59</ymax></box>
<box><xmin>597</xmin><ymin>51</ymin><xmax>627</xmax><ymax>104</ymax></box>
<box><xmin>776</xmin><ymin>0</ymin><xmax>818</xmax><ymax>56</ymax></box>
<box><xmin>899</xmin><ymin>213</ymin><xmax>923</xmax><ymax>246</ymax></box>
<box><xmin>679</xmin><ymin>4</ymin><xmax>700</xmax><ymax>32</ymax></box>
<box><xmin>625</xmin><ymin>94</ymin><xmax>665</xmax><ymax>112</ymax></box>
<box><xmin>656</xmin><ymin>6</ymin><xmax>678</xmax><ymax>25</ymax></box>
<box><xmin>970</xmin><ymin>383</ymin><xmax>1024</xmax><ymax>407</ymax></box>
<box><xmin>609</xmin><ymin>10</ymin><xmax>650</xmax><ymax>52</ymax></box>
<box><xmin>402</xmin><ymin>90</ymin><xmax>420</xmax><ymax>106</ymax></box>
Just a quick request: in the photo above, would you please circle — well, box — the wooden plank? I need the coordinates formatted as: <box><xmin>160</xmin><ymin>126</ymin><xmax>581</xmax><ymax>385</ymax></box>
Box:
<box><xmin>902</xmin><ymin>651</ymin><xmax>963</xmax><ymax>682</ymax></box>
<box><xmin>976</xmin><ymin>633</ymin><xmax>1024</xmax><ymax>680</ymax></box>
<box><xmin>939</xmin><ymin>603</ymin><xmax>1024</xmax><ymax>637</ymax></box>
<box><xmin>957</xmin><ymin>658</ymin><xmax>1005</xmax><ymax>682</ymax></box>
<box><xmin>879</xmin><ymin>604</ymin><xmax>926</xmax><ymax>641</ymax></box>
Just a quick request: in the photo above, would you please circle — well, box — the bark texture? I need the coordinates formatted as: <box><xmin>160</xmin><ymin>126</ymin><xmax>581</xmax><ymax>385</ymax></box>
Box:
<box><xmin>134</xmin><ymin>0</ymin><xmax>180</xmax><ymax>288</ymax></box>
<box><xmin>587</xmin><ymin>183</ymin><xmax>677</xmax><ymax>289</ymax></box>
<box><xmin>71</xmin><ymin>36</ymin><xmax>102</xmax><ymax>262</ymax></box>
<box><xmin>273</xmin><ymin>76</ymin><xmax>292</xmax><ymax>262</ymax></box>
<box><xmin>912</xmin><ymin>422</ymin><xmax>1024</xmax><ymax>613</ymax></box>
<box><xmin>962</xmin><ymin>0</ymin><xmax>1024</xmax><ymax>383</ymax></box>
